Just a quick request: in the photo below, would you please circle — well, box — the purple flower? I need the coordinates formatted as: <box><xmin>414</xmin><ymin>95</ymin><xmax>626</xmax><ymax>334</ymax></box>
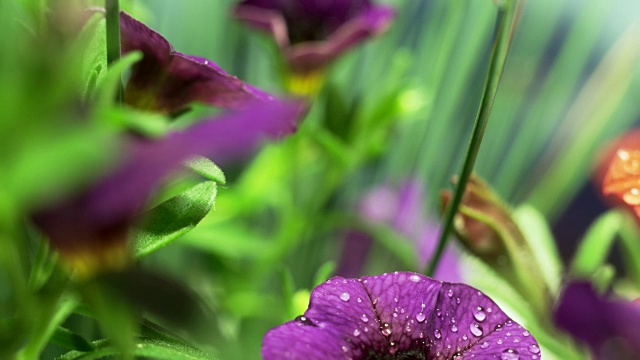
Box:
<box><xmin>263</xmin><ymin>272</ymin><xmax>540</xmax><ymax>359</ymax></box>
<box><xmin>233</xmin><ymin>0</ymin><xmax>395</xmax><ymax>76</ymax></box>
<box><xmin>554</xmin><ymin>281</ymin><xmax>640</xmax><ymax>359</ymax></box>
<box><xmin>337</xmin><ymin>180</ymin><xmax>461</xmax><ymax>282</ymax></box>
<box><xmin>33</xmin><ymin>99</ymin><xmax>305</xmax><ymax>274</ymax></box>
<box><xmin>119</xmin><ymin>11</ymin><xmax>272</xmax><ymax>114</ymax></box>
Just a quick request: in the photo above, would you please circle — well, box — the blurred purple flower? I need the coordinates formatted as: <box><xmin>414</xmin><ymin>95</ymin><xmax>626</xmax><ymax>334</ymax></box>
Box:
<box><xmin>263</xmin><ymin>271</ymin><xmax>540</xmax><ymax>359</ymax></box>
<box><xmin>33</xmin><ymin>99</ymin><xmax>304</xmax><ymax>273</ymax></box>
<box><xmin>233</xmin><ymin>0</ymin><xmax>395</xmax><ymax>76</ymax></box>
<box><xmin>554</xmin><ymin>281</ymin><xmax>640</xmax><ymax>359</ymax></box>
<box><xmin>119</xmin><ymin>11</ymin><xmax>271</xmax><ymax>114</ymax></box>
<box><xmin>337</xmin><ymin>180</ymin><xmax>460</xmax><ymax>281</ymax></box>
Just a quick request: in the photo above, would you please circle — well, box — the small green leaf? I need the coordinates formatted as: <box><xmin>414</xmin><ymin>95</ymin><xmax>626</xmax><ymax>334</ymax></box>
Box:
<box><xmin>51</xmin><ymin>327</ymin><xmax>94</xmax><ymax>352</ymax></box>
<box><xmin>183</xmin><ymin>157</ymin><xmax>226</xmax><ymax>184</ymax></box>
<box><xmin>77</xmin><ymin>13</ymin><xmax>107</xmax><ymax>98</ymax></box>
<box><xmin>56</xmin><ymin>337</ymin><xmax>213</xmax><ymax>360</ymax></box>
<box><xmin>513</xmin><ymin>205</ymin><xmax>563</xmax><ymax>294</ymax></box>
<box><xmin>313</xmin><ymin>261</ymin><xmax>336</xmax><ymax>286</ymax></box>
<box><xmin>570</xmin><ymin>210</ymin><xmax>622</xmax><ymax>277</ymax></box>
<box><xmin>133</xmin><ymin>181</ymin><xmax>217</xmax><ymax>258</ymax></box>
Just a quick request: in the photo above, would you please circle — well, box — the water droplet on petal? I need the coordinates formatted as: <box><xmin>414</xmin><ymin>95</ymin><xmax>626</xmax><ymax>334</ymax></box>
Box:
<box><xmin>353</xmin><ymin>329</ymin><xmax>360</xmax><ymax>337</ymax></box>
<box><xmin>340</xmin><ymin>292</ymin><xmax>351</xmax><ymax>302</ymax></box>
<box><xmin>522</xmin><ymin>330</ymin><xmax>530</xmax><ymax>337</ymax></box>
<box><xmin>528</xmin><ymin>344</ymin><xmax>540</xmax><ymax>354</ymax></box>
<box><xmin>295</xmin><ymin>315</ymin><xmax>313</xmax><ymax>326</ymax></box>
<box><xmin>381</xmin><ymin>323</ymin><xmax>392</xmax><ymax>337</ymax></box>
<box><xmin>434</xmin><ymin>329</ymin><xmax>442</xmax><ymax>339</ymax></box>
<box><xmin>480</xmin><ymin>341</ymin><xmax>489</xmax><ymax>349</ymax></box>
<box><xmin>410</xmin><ymin>274</ymin><xmax>421</xmax><ymax>282</ymax></box>
<box><xmin>416</xmin><ymin>313</ymin><xmax>426</xmax><ymax>323</ymax></box>
<box><xmin>500</xmin><ymin>349</ymin><xmax>519</xmax><ymax>360</ymax></box>
<box><xmin>456</xmin><ymin>297</ymin><xmax>461</xmax><ymax>305</ymax></box>
<box><xmin>342</xmin><ymin>345</ymin><xmax>348</xmax><ymax>353</ymax></box>
<box><xmin>624</xmin><ymin>188</ymin><xmax>640</xmax><ymax>205</ymax></box>
<box><xmin>447</xmin><ymin>289</ymin><xmax>454</xmax><ymax>298</ymax></box>
<box><xmin>462</xmin><ymin>334</ymin><xmax>468</xmax><ymax>341</ymax></box>
<box><xmin>470</xmin><ymin>323</ymin><xmax>484</xmax><ymax>337</ymax></box>
<box><xmin>357</xmin><ymin>297</ymin><xmax>362</xmax><ymax>303</ymax></box>
<box><xmin>451</xmin><ymin>324</ymin><xmax>458</xmax><ymax>332</ymax></box>
<box><xmin>473</xmin><ymin>306</ymin><xmax>487</xmax><ymax>322</ymax></box>
<box><xmin>389</xmin><ymin>342</ymin><xmax>398</xmax><ymax>355</ymax></box>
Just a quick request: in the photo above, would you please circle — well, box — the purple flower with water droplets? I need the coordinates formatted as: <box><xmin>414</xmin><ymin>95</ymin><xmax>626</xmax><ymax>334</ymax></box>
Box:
<box><xmin>33</xmin><ymin>99</ymin><xmax>305</xmax><ymax>275</ymax></box>
<box><xmin>263</xmin><ymin>272</ymin><xmax>540</xmax><ymax>359</ymax></box>
<box><xmin>119</xmin><ymin>11</ymin><xmax>271</xmax><ymax>114</ymax></box>
<box><xmin>233</xmin><ymin>0</ymin><xmax>395</xmax><ymax>76</ymax></box>
<box><xmin>554</xmin><ymin>281</ymin><xmax>640</xmax><ymax>359</ymax></box>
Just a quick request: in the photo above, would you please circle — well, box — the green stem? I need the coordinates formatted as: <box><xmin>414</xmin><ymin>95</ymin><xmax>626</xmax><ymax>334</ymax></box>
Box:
<box><xmin>425</xmin><ymin>1</ymin><xmax>519</xmax><ymax>276</ymax></box>
<box><xmin>105</xmin><ymin>0</ymin><xmax>122</xmax><ymax>102</ymax></box>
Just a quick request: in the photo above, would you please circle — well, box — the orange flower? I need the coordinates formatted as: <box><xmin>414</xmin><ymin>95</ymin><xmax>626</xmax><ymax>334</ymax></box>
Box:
<box><xmin>598</xmin><ymin>130</ymin><xmax>640</xmax><ymax>223</ymax></box>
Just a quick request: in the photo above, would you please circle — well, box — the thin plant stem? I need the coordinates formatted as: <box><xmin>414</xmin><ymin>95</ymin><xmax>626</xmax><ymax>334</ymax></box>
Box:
<box><xmin>425</xmin><ymin>0</ymin><xmax>521</xmax><ymax>277</ymax></box>
<box><xmin>105</xmin><ymin>0</ymin><xmax>122</xmax><ymax>102</ymax></box>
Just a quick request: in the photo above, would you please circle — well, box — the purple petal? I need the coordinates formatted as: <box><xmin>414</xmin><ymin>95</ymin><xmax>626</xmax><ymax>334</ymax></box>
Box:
<box><xmin>119</xmin><ymin>11</ymin><xmax>270</xmax><ymax>113</ymax></box>
<box><xmin>33</xmin><ymin>99</ymin><xmax>305</xmax><ymax>254</ymax></box>
<box><xmin>235</xmin><ymin>1</ymin><xmax>395</xmax><ymax>74</ymax></box>
<box><xmin>284</xmin><ymin>5</ymin><xmax>395</xmax><ymax>74</ymax></box>
<box><xmin>263</xmin><ymin>272</ymin><xmax>540</xmax><ymax>359</ymax></box>
<box><xmin>554</xmin><ymin>281</ymin><xmax>640</xmax><ymax>358</ymax></box>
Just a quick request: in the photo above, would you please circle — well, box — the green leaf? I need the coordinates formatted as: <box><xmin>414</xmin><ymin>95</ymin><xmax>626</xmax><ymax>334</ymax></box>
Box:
<box><xmin>183</xmin><ymin>156</ymin><xmax>226</xmax><ymax>184</ymax></box>
<box><xmin>313</xmin><ymin>261</ymin><xmax>336</xmax><ymax>287</ymax></box>
<box><xmin>133</xmin><ymin>181</ymin><xmax>217</xmax><ymax>258</ymax></box>
<box><xmin>77</xmin><ymin>13</ymin><xmax>107</xmax><ymax>99</ymax></box>
<box><xmin>570</xmin><ymin>210</ymin><xmax>622</xmax><ymax>277</ymax></box>
<box><xmin>56</xmin><ymin>337</ymin><xmax>213</xmax><ymax>360</ymax></box>
<box><xmin>513</xmin><ymin>205</ymin><xmax>563</xmax><ymax>294</ymax></box>
<box><xmin>51</xmin><ymin>327</ymin><xmax>94</xmax><ymax>352</ymax></box>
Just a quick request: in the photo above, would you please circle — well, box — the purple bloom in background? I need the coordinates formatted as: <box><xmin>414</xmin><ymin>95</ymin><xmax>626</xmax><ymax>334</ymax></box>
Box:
<box><xmin>337</xmin><ymin>180</ymin><xmax>460</xmax><ymax>282</ymax></box>
<box><xmin>233</xmin><ymin>0</ymin><xmax>395</xmax><ymax>76</ymax></box>
<box><xmin>33</xmin><ymin>99</ymin><xmax>304</xmax><ymax>275</ymax></box>
<box><xmin>263</xmin><ymin>272</ymin><xmax>540</xmax><ymax>359</ymax></box>
<box><xmin>554</xmin><ymin>281</ymin><xmax>640</xmax><ymax>359</ymax></box>
<box><xmin>119</xmin><ymin>11</ymin><xmax>271</xmax><ymax>114</ymax></box>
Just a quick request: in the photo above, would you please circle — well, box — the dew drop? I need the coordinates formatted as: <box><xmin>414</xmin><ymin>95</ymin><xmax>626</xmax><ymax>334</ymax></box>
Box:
<box><xmin>295</xmin><ymin>315</ymin><xmax>313</xmax><ymax>326</ymax></box>
<box><xmin>393</xmin><ymin>313</ymin><xmax>398</xmax><ymax>318</ymax></box>
<box><xmin>361</xmin><ymin>314</ymin><xmax>369</xmax><ymax>323</ymax></box>
<box><xmin>340</xmin><ymin>292</ymin><xmax>351</xmax><ymax>302</ymax></box>
<box><xmin>522</xmin><ymin>330</ymin><xmax>530</xmax><ymax>337</ymax></box>
<box><xmin>462</xmin><ymin>334</ymin><xmax>468</xmax><ymax>341</ymax></box>
<box><xmin>528</xmin><ymin>344</ymin><xmax>540</xmax><ymax>354</ymax></box>
<box><xmin>394</xmin><ymin>297</ymin><xmax>399</xmax><ymax>303</ymax></box>
<box><xmin>405</xmin><ymin>324</ymin><xmax>412</xmax><ymax>333</ymax></box>
<box><xmin>473</xmin><ymin>306</ymin><xmax>487</xmax><ymax>322</ymax></box>
<box><xmin>470</xmin><ymin>323</ymin><xmax>484</xmax><ymax>337</ymax></box>
<box><xmin>451</xmin><ymin>324</ymin><xmax>458</xmax><ymax>333</ymax></box>
<box><xmin>497</xmin><ymin>339</ymin><xmax>503</xmax><ymax>345</ymax></box>
<box><xmin>416</xmin><ymin>312</ymin><xmax>426</xmax><ymax>323</ymax></box>
<box><xmin>480</xmin><ymin>341</ymin><xmax>489</xmax><ymax>349</ymax></box>
<box><xmin>419</xmin><ymin>332</ymin><xmax>424</xmax><ymax>339</ymax></box>
<box><xmin>389</xmin><ymin>342</ymin><xmax>398</xmax><ymax>354</ymax></box>
<box><xmin>624</xmin><ymin>188</ymin><xmax>640</xmax><ymax>205</ymax></box>
<box><xmin>364</xmin><ymin>327</ymin><xmax>369</xmax><ymax>333</ymax></box>
<box><xmin>409</xmin><ymin>274</ymin><xmax>421</xmax><ymax>282</ymax></box>
<box><xmin>434</xmin><ymin>329</ymin><xmax>442</xmax><ymax>339</ymax></box>
<box><xmin>447</xmin><ymin>289</ymin><xmax>454</xmax><ymax>298</ymax></box>
<box><xmin>500</xmin><ymin>349</ymin><xmax>519</xmax><ymax>360</ymax></box>
<box><xmin>455</xmin><ymin>297</ymin><xmax>461</xmax><ymax>305</ymax></box>
<box><xmin>342</xmin><ymin>345</ymin><xmax>348</xmax><ymax>353</ymax></box>
<box><xmin>353</xmin><ymin>329</ymin><xmax>361</xmax><ymax>337</ymax></box>
<box><xmin>381</xmin><ymin>323</ymin><xmax>392</xmax><ymax>337</ymax></box>
<box><xmin>357</xmin><ymin>297</ymin><xmax>362</xmax><ymax>303</ymax></box>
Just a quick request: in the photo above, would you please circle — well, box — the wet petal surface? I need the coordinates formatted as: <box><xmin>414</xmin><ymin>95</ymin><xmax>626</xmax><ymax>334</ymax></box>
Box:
<box><xmin>263</xmin><ymin>272</ymin><xmax>539</xmax><ymax>359</ymax></box>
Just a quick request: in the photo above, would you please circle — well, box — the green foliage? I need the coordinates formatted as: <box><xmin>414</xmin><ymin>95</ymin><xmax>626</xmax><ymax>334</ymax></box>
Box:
<box><xmin>133</xmin><ymin>181</ymin><xmax>218</xmax><ymax>258</ymax></box>
<box><xmin>57</xmin><ymin>337</ymin><xmax>213</xmax><ymax>360</ymax></box>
